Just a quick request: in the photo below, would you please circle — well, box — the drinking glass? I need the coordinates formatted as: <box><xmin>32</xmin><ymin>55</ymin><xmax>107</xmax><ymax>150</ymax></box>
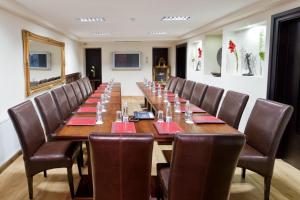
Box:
<box><xmin>157</xmin><ymin>110</ymin><xmax>164</xmax><ymax>122</ymax></box>
<box><xmin>123</xmin><ymin>115</ymin><xmax>129</xmax><ymax>123</ymax></box>
<box><xmin>116</xmin><ymin>110</ymin><xmax>122</xmax><ymax>122</ymax></box>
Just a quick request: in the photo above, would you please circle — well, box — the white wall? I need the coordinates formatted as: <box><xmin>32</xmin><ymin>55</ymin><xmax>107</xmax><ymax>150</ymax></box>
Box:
<box><xmin>84</xmin><ymin>42</ymin><xmax>176</xmax><ymax>96</ymax></box>
<box><xmin>0</xmin><ymin>8</ymin><xmax>83</xmax><ymax>166</ymax></box>
<box><xmin>185</xmin><ymin>1</ymin><xmax>300</xmax><ymax>132</ymax></box>
<box><xmin>204</xmin><ymin>35</ymin><xmax>222</xmax><ymax>75</ymax></box>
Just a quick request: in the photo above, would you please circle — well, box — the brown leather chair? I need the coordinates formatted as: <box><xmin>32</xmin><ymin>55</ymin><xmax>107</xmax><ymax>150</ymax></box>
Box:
<box><xmin>82</xmin><ymin>77</ymin><xmax>93</xmax><ymax>95</ymax></box>
<box><xmin>181</xmin><ymin>80</ymin><xmax>195</xmax><ymax>100</ymax></box>
<box><xmin>35</xmin><ymin>93</ymin><xmax>63</xmax><ymax>139</ymax></box>
<box><xmin>89</xmin><ymin>133</ymin><xmax>154</xmax><ymax>200</ymax></box>
<box><xmin>8</xmin><ymin>101</ymin><xmax>81</xmax><ymax>199</ymax></box>
<box><xmin>165</xmin><ymin>77</ymin><xmax>174</xmax><ymax>90</ymax></box>
<box><xmin>174</xmin><ymin>78</ymin><xmax>186</xmax><ymax>95</ymax></box>
<box><xmin>201</xmin><ymin>86</ymin><xmax>224</xmax><ymax>116</ymax></box>
<box><xmin>157</xmin><ymin>134</ymin><xmax>245</xmax><ymax>200</ymax></box>
<box><xmin>71</xmin><ymin>81</ymin><xmax>84</xmax><ymax>104</ymax></box>
<box><xmin>168</xmin><ymin>77</ymin><xmax>179</xmax><ymax>93</ymax></box>
<box><xmin>237</xmin><ymin>99</ymin><xmax>293</xmax><ymax>200</ymax></box>
<box><xmin>63</xmin><ymin>84</ymin><xmax>80</xmax><ymax>111</ymax></box>
<box><xmin>77</xmin><ymin>79</ymin><xmax>89</xmax><ymax>99</ymax></box>
<box><xmin>190</xmin><ymin>82</ymin><xmax>208</xmax><ymax>107</ymax></box>
<box><xmin>217</xmin><ymin>90</ymin><xmax>249</xmax><ymax>129</ymax></box>
<box><xmin>51</xmin><ymin>87</ymin><xmax>72</xmax><ymax>120</ymax></box>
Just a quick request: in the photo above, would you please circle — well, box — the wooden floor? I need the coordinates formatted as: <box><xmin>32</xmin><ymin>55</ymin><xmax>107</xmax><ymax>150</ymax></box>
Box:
<box><xmin>0</xmin><ymin>96</ymin><xmax>300</xmax><ymax>200</ymax></box>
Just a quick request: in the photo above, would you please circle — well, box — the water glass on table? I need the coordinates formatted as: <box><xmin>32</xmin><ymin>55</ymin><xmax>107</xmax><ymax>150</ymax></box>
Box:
<box><xmin>115</xmin><ymin>110</ymin><xmax>122</xmax><ymax>122</ymax></box>
<box><xmin>157</xmin><ymin>110</ymin><xmax>164</xmax><ymax>122</ymax></box>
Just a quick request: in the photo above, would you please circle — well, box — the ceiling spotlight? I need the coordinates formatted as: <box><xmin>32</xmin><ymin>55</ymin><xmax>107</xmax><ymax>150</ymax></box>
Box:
<box><xmin>161</xmin><ymin>16</ymin><xmax>191</xmax><ymax>21</ymax></box>
<box><xmin>149</xmin><ymin>31</ymin><xmax>167</xmax><ymax>35</ymax></box>
<box><xmin>78</xmin><ymin>17</ymin><xmax>105</xmax><ymax>23</ymax></box>
<box><xmin>95</xmin><ymin>32</ymin><xmax>110</xmax><ymax>36</ymax></box>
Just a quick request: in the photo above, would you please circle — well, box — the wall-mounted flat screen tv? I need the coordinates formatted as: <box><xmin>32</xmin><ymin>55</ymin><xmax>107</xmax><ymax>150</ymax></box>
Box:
<box><xmin>29</xmin><ymin>51</ymin><xmax>51</xmax><ymax>70</ymax></box>
<box><xmin>112</xmin><ymin>52</ymin><xmax>141</xmax><ymax>69</ymax></box>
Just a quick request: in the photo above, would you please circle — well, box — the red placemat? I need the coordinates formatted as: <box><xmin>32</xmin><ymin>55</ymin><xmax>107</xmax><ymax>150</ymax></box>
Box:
<box><xmin>90</xmin><ymin>94</ymin><xmax>101</xmax><ymax>98</ymax></box>
<box><xmin>168</xmin><ymin>97</ymin><xmax>187</xmax><ymax>103</ymax></box>
<box><xmin>111</xmin><ymin>122</ymin><xmax>136</xmax><ymax>133</ymax></box>
<box><xmin>153</xmin><ymin>122</ymin><xmax>184</xmax><ymax>135</ymax></box>
<box><xmin>192</xmin><ymin>116</ymin><xmax>225</xmax><ymax>124</ymax></box>
<box><xmin>66</xmin><ymin>117</ymin><xmax>96</xmax><ymax>126</ymax></box>
<box><xmin>85</xmin><ymin>98</ymin><xmax>100</xmax><ymax>104</ymax></box>
<box><xmin>77</xmin><ymin>107</ymin><xmax>97</xmax><ymax>113</ymax></box>
<box><xmin>93</xmin><ymin>90</ymin><xmax>104</xmax><ymax>94</ymax></box>
<box><xmin>181</xmin><ymin>105</ymin><xmax>205</xmax><ymax>113</ymax></box>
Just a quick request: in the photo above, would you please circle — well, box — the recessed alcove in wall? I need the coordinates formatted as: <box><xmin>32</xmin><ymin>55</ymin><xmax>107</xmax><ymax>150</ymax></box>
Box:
<box><xmin>189</xmin><ymin>40</ymin><xmax>203</xmax><ymax>72</ymax></box>
<box><xmin>225</xmin><ymin>22</ymin><xmax>267</xmax><ymax>77</ymax></box>
<box><xmin>203</xmin><ymin>35</ymin><xmax>223</xmax><ymax>77</ymax></box>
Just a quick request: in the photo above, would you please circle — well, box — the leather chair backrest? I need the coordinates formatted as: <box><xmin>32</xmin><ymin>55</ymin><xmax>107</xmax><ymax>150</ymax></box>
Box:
<box><xmin>174</xmin><ymin>78</ymin><xmax>186</xmax><ymax>95</ymax></box>
<box><xmin>190</xmin><ymin>83</ymin><xmax>208</xmax><ymax>106</ymax></box>
<box><xmin>168</xmin><ymin>77</ymin><xmax>179</xmax><ymax>93</ymax></box>
<box><xmin>169</xmin><ymin>134</ymin><xmax>245</xmax><ymax>200</ymax></box>
<box><xmin>82</xmin><ymin>77</ymin><xmax>92</xmax><ymax>95</ymax></box>
<box><xmin>89</xmin><ymin>133</ymin><xmax>154</xmax><ymax>200</ymax></box>
<box><xmin>63</xmin><ymin>84</ymin><xmax>79</xmax><ymax>111</ymax></box>
<box><xmin>34</xmin><ymin>93</ymin><xmax>62</xmax><ymax>138</ymax></box>
<box><xmin>8</xmin><ymin>101</ymin><xmax>45</xmax><ymax>160</ymax></box>
<box><xmin>51</xmin><ymin>87</ymin><xmax>72</xmax><ymax>120</ymax></box>
<box><xmin>77</xmin><ymin>79</ymin><xmax>88</xmax><ymax>99</ymax></box>
<box><xmin>165</xmin><ymin>77</ymin><xmax>174</xmax><ymax>90</ymax></box>
<box><xmin>218</xmin><ymin>91</ymin><xmax>249</xmax><ymax>129</ymax></box>
<box><xmin>71</xmin><ymin>81</ymin><xmax>84</xmax><ymax>104</ymax></box>
<box><xmin>245</xmin><ymin>99</ymin><xmax>293</xmax><ymax>157</ymax></box>
<box><xmin>201</xmin><ymin>86</ymin><xmax>224</xmax><ymax>116</ymax></box>
<box><xmin>181</xmin><ymin>80</ymin><xmax>195</xmax><ymax>100</ymax></box>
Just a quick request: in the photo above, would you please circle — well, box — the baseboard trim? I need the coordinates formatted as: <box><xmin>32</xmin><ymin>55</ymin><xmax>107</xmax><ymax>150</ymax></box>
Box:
<box><xmin>0</xmin><ymin>150</ymin><xmax>22</xmax><ymax>174</ymax></box>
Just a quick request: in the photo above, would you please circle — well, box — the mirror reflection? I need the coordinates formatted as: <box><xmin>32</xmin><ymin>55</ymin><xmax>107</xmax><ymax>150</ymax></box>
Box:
<box><xmin>29</xmin><ymin>40</ymin><xmax>62</xmax><ymax>87</ymax></box>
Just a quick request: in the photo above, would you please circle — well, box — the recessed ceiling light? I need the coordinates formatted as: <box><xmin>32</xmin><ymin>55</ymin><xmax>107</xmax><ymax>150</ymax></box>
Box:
<box><xmin>149</xmin><ymin>31</ymin><xmax>167</xmax><ymax>35</ymax></box>
<box><xmin>78</xmin><ymin>17</ymin><xmax>105</xmax><ymax>23</ymax></box>
<box><xmin>95</xmin><ymin>32</ymin><xmax>110</xmax><ymax>36</ymax></box>
<box><xmin>161</xmin><ymin>16</ymin><xmax>191</xmax><ymax>21</ymax></box>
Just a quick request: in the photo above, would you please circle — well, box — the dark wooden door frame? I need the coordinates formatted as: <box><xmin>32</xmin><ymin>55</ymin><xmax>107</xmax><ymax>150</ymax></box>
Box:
<box><xmin>267</xmin><ymin>7</ymin><xmax>300</xmax><ymax>99</ymax></box>
<box><xmin>176</xmin><ymin>43</ymin><xmax>187</xmax><ymax>78</ymax></box>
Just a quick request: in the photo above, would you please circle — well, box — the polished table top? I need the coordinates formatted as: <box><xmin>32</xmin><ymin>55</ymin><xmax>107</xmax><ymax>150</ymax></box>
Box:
<box><xmin>54</xmin><ymin>82</ymin><xmax>239</xmax><ymax>142</ymax></box>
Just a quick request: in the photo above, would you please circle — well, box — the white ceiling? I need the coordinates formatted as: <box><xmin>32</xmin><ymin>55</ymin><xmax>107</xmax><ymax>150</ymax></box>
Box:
<box><xmin>5</xmin><ymin>0</ymin><xmax>273</xmax><ymax>41</ymax></box>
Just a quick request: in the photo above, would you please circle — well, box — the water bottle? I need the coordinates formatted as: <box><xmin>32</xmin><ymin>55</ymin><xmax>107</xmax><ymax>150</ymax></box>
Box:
<box><xmin>151</xmin><ymin>82</ymin><xmax>156</xmax><ymax>93</ymax></box>
<box><xmin>157</xmin><ymin>84</ymin><xmax>162</xmax><ymax>97</ymax></box>
<box><xmin>96</xmin><ymin>102</ymin><xmax>103</xmax><ymax>124</ymax></box>
<box><xmin>165</xmin><ymin>102</ymin><xmax>172</xmax><ymax>123</ymax></box>
<box><xmin>174</xmin><ymin>100</ymin><xmax>181</xmax><ymax>113</ymax></box>
<box><xmin>122</xmin><ymin>101</ymin><xmax>129</xmax><ymax>121</ymax></box>
<box><xmin>174</xmin><ymin>93</ymin><xmax>179</xmax><ymax>103</ymax></box>
<box><xmin>185</xmin><ymin>100</ymin><xmax>193</xmax><ymax>124</ymax></box>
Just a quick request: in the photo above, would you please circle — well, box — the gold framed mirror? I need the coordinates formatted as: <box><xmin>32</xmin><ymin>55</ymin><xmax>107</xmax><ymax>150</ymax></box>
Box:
<box><xmin>22</xmin><ymin>30</ymin><xmax>65</xmax><ymax>96</ymax></box>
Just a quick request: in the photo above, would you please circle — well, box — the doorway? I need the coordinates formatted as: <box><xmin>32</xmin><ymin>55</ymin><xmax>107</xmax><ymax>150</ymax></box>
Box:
<box><xmin>85</xmin><ymin>48</ymin><xmax>102</xmax><ymax>90</ymax></box>
<box><xmin>268</xmin><ymin>7</ymin><xmax>300</xmax><ymax>169</ymax></box>
<box><xmin>176</xmin><ymin>43</ymin><xmax>187</xmax><ymax>78</ymax></box>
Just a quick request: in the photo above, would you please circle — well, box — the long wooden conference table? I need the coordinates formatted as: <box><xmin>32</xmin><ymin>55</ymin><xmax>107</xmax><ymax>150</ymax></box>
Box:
<box><xmin>54</xmin><ymin>82</ymin><xmax>239</xmax><ymax>198</ymax></box>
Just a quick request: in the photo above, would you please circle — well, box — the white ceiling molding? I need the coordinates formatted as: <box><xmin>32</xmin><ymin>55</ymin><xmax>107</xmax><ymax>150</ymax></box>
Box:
<box><xmin>0</xmin><ymin>0</ymin><xmax>79</xmax><ymax>41</ymax></box>
<box><xmin>180</xmin><ymin>0</ymin><xmax>294</xmax><ymax>40</ymax></box>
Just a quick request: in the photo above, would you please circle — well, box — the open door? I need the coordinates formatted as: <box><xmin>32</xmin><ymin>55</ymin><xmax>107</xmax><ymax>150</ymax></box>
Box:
<box><xmin>85</xmin><ymin>48</ymin><xmax>102</xmax><ymax>90</ymax></box>
<box><xmin>176</xmin><ymin>43</ymin><xmax>187</xmax><ymax>78</ymax></box>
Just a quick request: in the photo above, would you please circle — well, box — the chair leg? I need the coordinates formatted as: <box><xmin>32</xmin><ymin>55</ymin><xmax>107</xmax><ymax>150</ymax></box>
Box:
<box><xmin>43</xmin><ymin>170</ymin><xmax>47</xmax><ymax>178</ymax></box>
<box><xmin>77</xmin><ymin>156</ymin><xmax>82</xmax><ymax>177</ymax></box>
<box><xmin>242</xmin><ymin>168</ymin><xmax>246</xmax><ymax>179</ymax></box>
<box><xmin>264</xmin><ymin>176</ymin><xmax>272</xmax><ymax>200</ymax></box>
<box><xmin>27</xmin><ymin>176</ymin><xmax>33</xmax><ymax>199</ymax></box>
<box><xmin>67</xmin><ymin>167</ymin><xmax>75</xmax><ymax>199</ymax></box>
<box><xmin>79</xmin><ymin>143</ymin><xmax>84</xmax><ymax>167</ymax></box>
